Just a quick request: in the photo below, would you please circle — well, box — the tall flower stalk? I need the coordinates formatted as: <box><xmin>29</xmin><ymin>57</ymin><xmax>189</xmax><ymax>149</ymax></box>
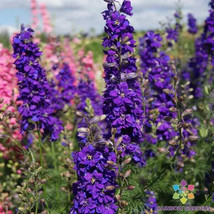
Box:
<box><xmin>139</xmin><ymin>31</ymin><xmax>197</xmax><ymax>170</ymax></box>
<box><xmin>102</xmin><ymin>0</ymin><xmax>145</xmax><ymax>166</ymax></box>
<box><xmin>12</xmin><ymin>25</ymin><xmax>63</xmax><ymax>141</ymax></box>
<box><xmin>70</xmin><ymin>109</ymin><xmax>117</xmax><ymax>214</ymax></box>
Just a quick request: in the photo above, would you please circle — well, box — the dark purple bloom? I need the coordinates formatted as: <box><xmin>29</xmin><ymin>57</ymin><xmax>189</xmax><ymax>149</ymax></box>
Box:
<box><xmin>144</xmin><ymin>191</ymin><xmax>158</xmax><ymax>214</ymax></box>
<box><xmin>76</xmin><ymin>79</ymin><xmax>103</xmax><ymax>145</ymax></box>
<box><xmin>56</xmin><ymin>63</ymin><xmax>76</xmax><ymax>107</ymax></box>
<box><xmin>166</xmin><ymin>28</ymin><xmax>179</xmax><ymax>45</ymax></box>
<box><xmin>102</xmin><ymin>0</ymin><xmax>145</xmax><ymax>166</ymax></box>
<box><xmin>187</xmin><ymin>13</ymin><xmax>198</xmax><ymax>34</ymax></box>
<box><xmin>70</xmin><ymin>145</ymin><xmax>117</xmax><ymax>214</ymax></box>
<box><xmin>139</xmin><ymin>31</ymin><xmax>197</xmax><ymax>164</ymax></box>
<box><xmin>12</xmin><ymin>25</ymin><xmax>63</xmax><ymax>141</ymax></box>
<box><xmin>183</xmin><ymin>0</ymin><xmax>213</xmax><ymax>98</ymax></box>
<box><xmin>166</xmin><ymin>10</ymin><xmax>182</xmax><ymax>47</ymax></box>
<box><xmin>120</xmin><ymin>0</ymin><xmax>133</xmax><ymax>16</ymax></box>
<box><xmin>139</xmin><ymin>31</ymin><xmax>176</xmax><ymax>146</ymax></box>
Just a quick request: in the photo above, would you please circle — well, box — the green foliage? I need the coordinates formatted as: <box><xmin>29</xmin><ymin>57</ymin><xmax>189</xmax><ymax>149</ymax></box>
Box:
<box><xmin>0</xmin><ymin>31</ymin><xmax>10</xmax><ymax>49</ymax></box>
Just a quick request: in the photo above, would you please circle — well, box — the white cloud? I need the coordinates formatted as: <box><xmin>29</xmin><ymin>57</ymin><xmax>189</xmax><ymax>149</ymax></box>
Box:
<box><xmin>0</xmin><ymin>25</ymin><xmax>17</xmax><ymax>35</ymax></box>
<box><xmin>0</xmin><ymin>0</ymin><xmax>211</xmax><ymax>34</ymax></box>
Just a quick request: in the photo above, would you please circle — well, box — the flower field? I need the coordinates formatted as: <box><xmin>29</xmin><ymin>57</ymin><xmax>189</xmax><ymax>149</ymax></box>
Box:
<box><xmin>0</xmin><ymin>0</ymin><xmax>214</xmax><ymax>213</ymax></box>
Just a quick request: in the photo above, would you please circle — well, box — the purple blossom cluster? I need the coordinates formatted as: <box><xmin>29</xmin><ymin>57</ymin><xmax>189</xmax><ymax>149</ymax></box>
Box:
<box><xmin>144</xmin><ymin>191</ymin><xmax>158</xmax><ymax>214</ymax></box>
<box><xmin>187</xmin><ymin>13</ymin><xmax>198</xmax><ymax>34</ymax></box>
<box><xmin>70</xmin><ymin>145</ymin><xmax>117</xmax><ymax>214</ymax></box>
<box><xmin>166</xmin><ymin>12</ymin><xmax>182</xmax><ymax>47</ymax></box>
<box><xmin>102</xmin><ymin>0</ymin><xmax>145</xmax><ymax>166</ymax></box>
<box><xmin>183</xmin><ymin>0</ymin><xmax>213</xmax><ymax>98</ymax></box>
<box><xmin>204</xmin><ymin>0</ymin><xmax>214</xmax><ymax>65</ymax></box>
<box><xmin>139</xmin><ymin>31</ymin><xmax>197</xmax><ymax>163</ymax></box>
<box><xmin>76</xmin><ymin>79</ymin><xmax>103</xmax><ymax>144</ymax></box>
<box><xmin>12</xmin><ymin>26</ymin><xmax>63</xmax><ymax>141</ymax></box>
<box><xmin>76</xmin><ymin>79</ymin><xmax>102</xmax><ymax>117</ymax></box>
<box><xmin>56</xmin><ymin>63</ymin><xmax>76</xmax><ymax>107</ymax></box>
<box><xmin>139</xmin><ymin>31</ymin><xmax>177</xmax><ymax>145</ymax></box>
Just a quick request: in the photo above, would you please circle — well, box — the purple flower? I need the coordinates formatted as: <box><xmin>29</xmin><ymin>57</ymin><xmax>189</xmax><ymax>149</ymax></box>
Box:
<box><xmin>166</xmin><ymin>10</ymin><xmax>182</xmax><ymax>47</ymax></box>
<box><xmin>120</xmin><ymin>0</ymin><xmax>133</xmax><ymax>16</ymax></box>
<box><xmin>144</xmin><ymin>191</ymin><xmax>158</xmax><ymax>214</ymax></box>
<box><xmin>102</xmin><ymin>0</ymin><xmax>145</xmax><ymax>166</ymax></box>
<box><xmin>187</xmin><ymin>13</ymin><xmax>198</xmax><ymax>34</ymax></box>
<box><xmin>12</xmin><ymin>25</ymin><xmax>63</xmax><ymax>141</ymax></box>
<box><xmin>183</xmin><ymin>0</ymin><xmax>213</xmax><ymax>98</ymax></box>
<box><xmin>56</xmin><ymin>63</ymin><xmax>76</xmax><ymax>107</ymax></box>
<box><xmin>70</xmin><ymin>145</ymin><xmax>117</xmax><ymax>214</ymax></box>
<box><xmin>76</xmin><ymin>79</ymin><xmax>104</xmax><ymax>145</ymax></box>
<box><xmin>139</xmin><ymin>31</ymin><xmax>197</xmax><ymax>163</ymax></box>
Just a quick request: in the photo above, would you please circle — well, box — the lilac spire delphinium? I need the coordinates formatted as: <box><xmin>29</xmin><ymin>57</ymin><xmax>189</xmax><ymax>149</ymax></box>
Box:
<box><xmin>187</xmin><ymin>13</ymin><xmax>198</xmax><ymax>35</ymax></box>
<box><xmin>12</xmin><ymin>25</ymin><xmax>63</xmax><ymax>141</ymax></box>
<box><xmin>102</xmin><ymin>0</ymin><xmax>145</xmax><ymax>166</ymax></box>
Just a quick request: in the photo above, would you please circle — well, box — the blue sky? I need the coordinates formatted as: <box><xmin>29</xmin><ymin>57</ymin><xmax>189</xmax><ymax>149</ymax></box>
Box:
<box><xmin>0</xmin><ymin>0</ymin><xmax>210</xmax><ymax>35</ymax></box>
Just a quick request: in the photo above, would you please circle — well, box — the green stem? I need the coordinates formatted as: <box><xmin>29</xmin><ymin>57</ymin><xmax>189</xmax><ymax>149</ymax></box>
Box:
<box><xmin>35</xmin><ymin>182</ymin><xmax>39</xmax><ymax>214</ymax></box>
<box><xmin>51</xmin><ymin>141</ymin><xmax>60</xmax><ymax>202</ymax></box>
<box><xmin>51</xmin><ymin>141</ymin><xmax>57</xmax><ymax>170</ymax></box>
<box><xmin>37</xmin><ymin>130</ymin><xmax>43</xmax><ymax>168</ymax></box>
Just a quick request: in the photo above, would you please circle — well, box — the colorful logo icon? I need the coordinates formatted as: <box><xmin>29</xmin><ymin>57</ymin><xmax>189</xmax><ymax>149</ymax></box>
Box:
<box><xmin>172</xmin><ymin>179</ymin><xmax>195</xmax><ymax>204</ymax></box>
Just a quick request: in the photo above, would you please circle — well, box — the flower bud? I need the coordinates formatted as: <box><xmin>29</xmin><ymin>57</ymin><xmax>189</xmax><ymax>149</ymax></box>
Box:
<box><xmin>115</xmin><ymin>195</ymin><xmax>121</xmax><ymax>201</ymax></box>
<box><xmin>103</xmin><ymin>62</ymin><xmax>115</xmax><ymax>68</ymax></box>
<box><xmin>100</xmin><ymin>115</ymin><xmax>106</xmax><ymax>121</ymax></box>
<box><xmin>169</xmin><ymin>140</ymin><xmax>177</xmax><ymax>146</ymax></box>
<box><xmin>76</xmin><ymin>111</ymin><xmax>84</xmax><ymax>117</ymax></box>
<box><xmin>124</xmin><ymin>169</ymin><xmax>131</xmax><ymax>178</ymax></box>
<box><xmin>107</xmin><ymin>160</ymin><xmax>116</xmax><ymax>166</ymax></box>
<box><xmin>169</xmin><ymin>107</ymin><xmax>177</xmax><ymax>112</ymax></box>
<box><xmin>182</xmin><ymin>109</ymin><xmax>193</xmax><ymax>117</ymax></box>
<box><xmin>89</xmin><ymin>116</ymin><xmax>101</xmax><ymax>124</ymax></box>
<box><xmin>157</xmin><ymin>147</ymin><xmax>169</xmax><ymax>154</ymax></box>
<box><xmin>116</xmin><ymin>136</ymin><xmax>123</xmax><ymax>146</ymax></box>
<box><xmin>127</xmin><ymin>185</ymin><xmax>135</xmax><ymax>190</ymax></box>
<box><xmin>125</xmin><ymin>72</ymin><xmax>138</xmax><ymax>80</ymax></box>
<box><xmin>121</xmin><ymin>200</ymin><xmax>128</xmax><ymax>207</ymax></box>
<box><xmin>188</xmin><ymin>136</ymin><xmax>198</xmax><ymax>141</ymax></box>
<box><xmin>121</xmin><ymin>158</ymin><xmax>132</xmax><ymax>167</ymax></box>
<box><xmin>111</xmin><ymin>128</ymin><xmax>117</xmax><ymax>135</ymax></box>
<box><xmin>106</xmin><ymin>185</ymin><xmax>115</xmax><ymax>190</ymax></box>
<box><xmin>77</xmin><ymin>128</ymin><xmax>90</xmax><ymax>133</ymax></box>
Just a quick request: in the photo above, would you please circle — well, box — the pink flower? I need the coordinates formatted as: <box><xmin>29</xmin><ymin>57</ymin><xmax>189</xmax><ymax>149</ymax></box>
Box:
<box><xmin>40</xmin><ymin>3</ymin><xmax>53</xmax><ymax>34</ymax></box>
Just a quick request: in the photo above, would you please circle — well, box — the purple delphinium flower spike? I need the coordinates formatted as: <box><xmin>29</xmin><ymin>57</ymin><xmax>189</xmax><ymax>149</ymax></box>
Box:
<box><xmin>102</xmin><ymin>0</ymin><xmax>145</xmax><ymax>166</ymax></box>
<box><xmin>12</xmin><ymin>25</ymin><xmax>63</xmax><ymax>141</ymax></box>
<box><xmin>76</xmin><ymin>78</ymin><xmax>103</xmax><ymax>145</ymax></box>
<box><xmin>56</xmin><ymin>63</ymin><xmax>76</xmax><ymax>107</ymax></box>
<box><xmin>187</xmin><ymin>13</ymin><xmax>198</xmax><ymax>34</ymax></box>
<box><xmin>139</xmin><ymin>31</ymin><xmax>177</xmax><ymax>146</ymax></box>
<box><xmin>166</xmin><ymin>10</ymin><xmax>182</xmax><ymax>47</ymax></box>
<box><xmin>139</xmin><ymin>31</ymin><xmax>197</xmax><ymax>165</ymax></box>
<box><xmin>183</xmin><ymin>0</ymin><xmax>213</xmax><ymax>98</ymax></box>
<box><xmin>70</xmin><ymin>144</ymin><xmax>117</xmax><ymax>214</ymax></box>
